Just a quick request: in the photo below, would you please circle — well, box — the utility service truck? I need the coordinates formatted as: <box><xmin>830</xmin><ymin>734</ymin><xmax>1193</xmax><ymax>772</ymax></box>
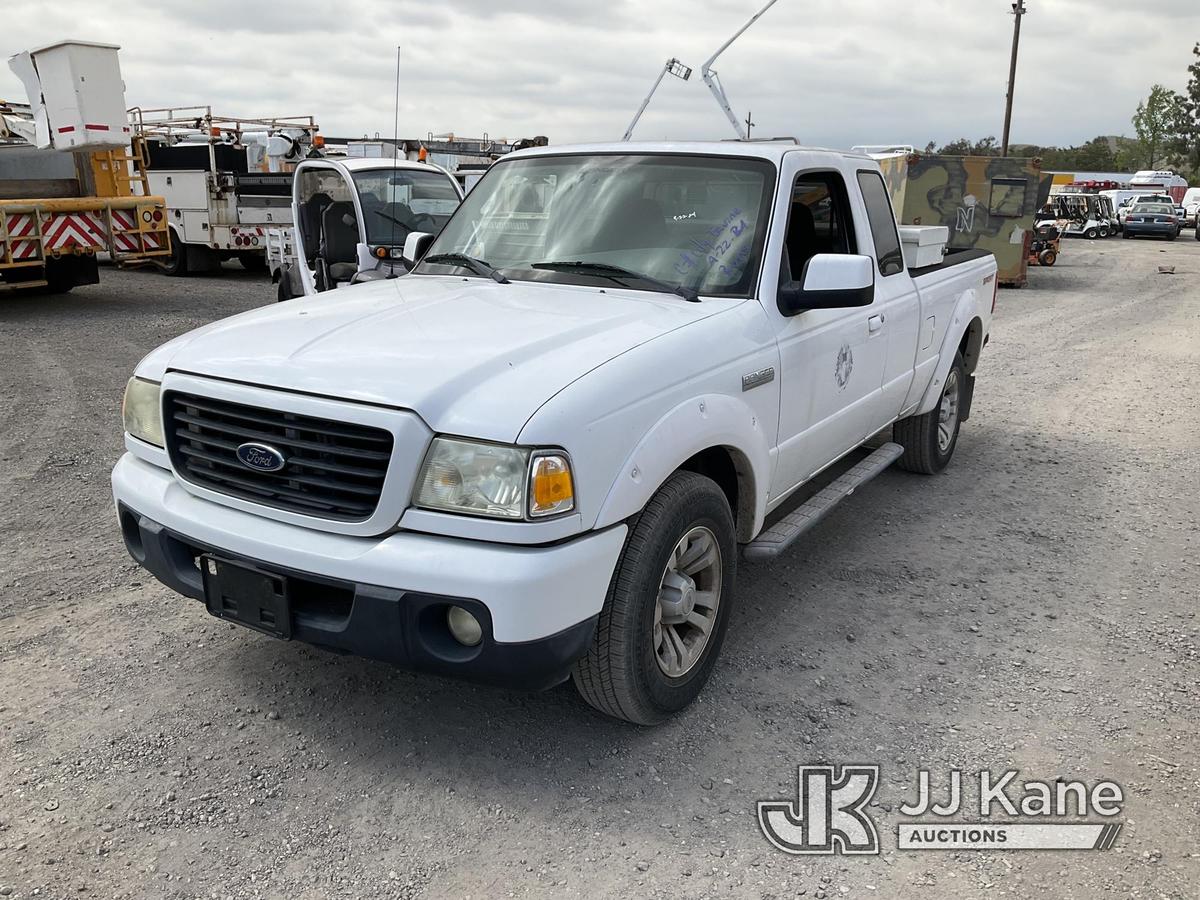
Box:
<box><xmin>113</xmin><ymin>141</ymin><xmax>996</xmax><ymax>724</ymax></box>
<box><xmin>133</xmin><ymin>107</ymin><xmax>319</xmax><ymax>276</ymax></box>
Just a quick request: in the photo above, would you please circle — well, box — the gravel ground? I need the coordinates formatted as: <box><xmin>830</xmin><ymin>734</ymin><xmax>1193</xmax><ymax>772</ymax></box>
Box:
<box><xmin>1</xmin><ymin>236</ymin><xmax>1198</xmax><ymax>900</ymax></box>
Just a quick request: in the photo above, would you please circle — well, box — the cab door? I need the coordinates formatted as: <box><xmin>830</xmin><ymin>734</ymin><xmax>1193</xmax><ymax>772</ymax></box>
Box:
<box><xmin>768</xmin><ymin>158</ymin><xmax>890</xmax><ymax>501</ymax></box>
<box><xmin>854</xmin><ymin>169</ymin><xmax>921</xmax><ymax>416</ymax></box>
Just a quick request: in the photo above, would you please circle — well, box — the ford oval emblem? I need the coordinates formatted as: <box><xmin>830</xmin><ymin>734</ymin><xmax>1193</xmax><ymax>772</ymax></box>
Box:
<box><xmin>236</xmin><ymin>442</ymin><xmax>287</xmax><ymax>473</ymax></box>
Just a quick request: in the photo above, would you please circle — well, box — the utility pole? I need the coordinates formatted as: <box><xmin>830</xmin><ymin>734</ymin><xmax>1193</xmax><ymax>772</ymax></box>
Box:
<box><xmin>744</xmin><ymin>111</ymin><xmax>755</xmax><ymax>139</ymax></box>
<box><xmin>1001</xmin><ymin>0</ymin><xmax>1027</xmax><ymax>157</ymax></box>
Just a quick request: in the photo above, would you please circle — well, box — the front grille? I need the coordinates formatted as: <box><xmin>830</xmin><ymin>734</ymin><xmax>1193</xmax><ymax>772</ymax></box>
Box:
<box><xmin>165</xmin><ymin>391</ymin><xmax>393</xmax><ymax>521</ymax></box>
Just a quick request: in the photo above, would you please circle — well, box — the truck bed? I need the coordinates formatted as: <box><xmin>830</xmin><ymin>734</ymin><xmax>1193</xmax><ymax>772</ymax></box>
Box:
<box><xmin>907</xmin><ymin>247</ymin><xmax>994</xmax><ymax>280</ymax></box>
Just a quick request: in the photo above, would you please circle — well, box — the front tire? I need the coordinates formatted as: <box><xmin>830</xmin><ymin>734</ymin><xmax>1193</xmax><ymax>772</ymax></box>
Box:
<box><xmin>573</xmin><ymin>471</ymin><xmax>737</xmax><ymax>725</ymax></box>
<box><xmin>893</xmin><ymin>352</ymin><xmax>966</xmax><ymax>474</ymax></box>
<box><xmin>1038</xmin><ymin>248</ymin><xmax>1057</xmax><ymax>266</ymax></box>
<box><xmin>1084</xmin><ymin>227</ymin><xmax>1099</xmax><ymax>239</ymax></box>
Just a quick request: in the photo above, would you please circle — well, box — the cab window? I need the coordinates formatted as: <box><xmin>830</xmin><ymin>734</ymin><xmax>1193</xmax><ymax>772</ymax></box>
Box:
<box><xmin>782</xmin><ymin>172</ymin><xmax>856</xmax><ymax>282</ymax></box>
<box><xmin>856</xmin><ymin>171</ymin><xmax>905</xmax><ymax>276</ymax></box>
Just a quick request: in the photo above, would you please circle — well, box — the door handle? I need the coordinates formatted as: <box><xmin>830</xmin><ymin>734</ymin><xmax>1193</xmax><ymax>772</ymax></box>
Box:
<box><xmin>868</xmin><ymin>314</ymin><xmax>885</xmax><ymax>333</ymax></box>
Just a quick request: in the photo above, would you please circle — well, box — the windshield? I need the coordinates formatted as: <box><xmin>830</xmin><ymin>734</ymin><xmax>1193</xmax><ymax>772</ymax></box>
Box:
<box><xmin>1133</xmin><ymin>204</ymin><xmax>1173</xmax><ymax>214</ymax></box>
<box><xmin>351</xmin><ymin>169</ymin><xmax>461</xmax><ymax>244</ymax></box>
<box><xmin>414</xmin><ymin>154</ymin><xmax>776</xmax><ymax>298</ymax></box>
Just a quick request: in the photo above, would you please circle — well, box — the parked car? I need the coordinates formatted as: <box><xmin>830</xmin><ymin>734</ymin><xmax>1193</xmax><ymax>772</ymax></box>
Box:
<box><xmin>1123</xmin><ymin>203</ymin><xmax>1180</xmax><ymax>240</ymax></box>
<box><xmin>1181</xmin><ymin>187</ymin><xmax>1200</xmax><ymax>227</ymax></box>
<box><xmin>112</xmin><ymin>141</ymin><xmax>997</xmax><ymax>724</ymax></box>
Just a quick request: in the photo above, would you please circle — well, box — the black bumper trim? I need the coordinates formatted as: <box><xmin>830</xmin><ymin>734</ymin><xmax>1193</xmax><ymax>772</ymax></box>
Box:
<box><xmin>117</xmin><ymin>504</ymin><xmax>597</xmax><ymax>691</ymax></box>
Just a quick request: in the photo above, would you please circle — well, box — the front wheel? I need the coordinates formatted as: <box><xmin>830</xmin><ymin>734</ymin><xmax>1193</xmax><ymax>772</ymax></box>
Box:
<box><xmin>1084</xmin><ymin>227</ymin><xmax>1099</xmax><ymax>239</ymax></box>
<box><xmin>893</xmin><ymin>352</ymin><xmax>965</xmax><ymax>474</ymax></box>
<box><xmin>1038</xmin><ymin>248</ymin><xmax>1058</xmax><ymax>266</ymax></box>
<box><xmin>573</xmin><ymin>471</ymin><xmax>737</xmax><ymax>725</ymax></box>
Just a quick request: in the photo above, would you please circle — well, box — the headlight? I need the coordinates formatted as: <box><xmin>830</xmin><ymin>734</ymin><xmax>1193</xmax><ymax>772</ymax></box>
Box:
<box><xmin>414</xmin><ymin>438</ymin><xmax>574</xmax><ymax>520</ymax></box>
<box><xmin>122</xmin><ymin>377</ymin><xmax>164</xmax><ymax>447</ymax></box>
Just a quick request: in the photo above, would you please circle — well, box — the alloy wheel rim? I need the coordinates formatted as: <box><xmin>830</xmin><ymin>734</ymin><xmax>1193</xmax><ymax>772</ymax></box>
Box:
<box><xmin>938</xmin><ymin>369</ymin><xmax>961</xmax><ymax>453</ymax></box>
<box><xmin>653</xmin><ymin>525</ymin><xmax>722</xmax><ymax>678</ymax></box>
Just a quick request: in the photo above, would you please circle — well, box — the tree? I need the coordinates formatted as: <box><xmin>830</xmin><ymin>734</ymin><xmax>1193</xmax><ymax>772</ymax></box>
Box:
<box><xmin>1073</xmin><ymin>136</ymin><xmax>1117</xmax><ymax>171</ymax></box>
<box><xmin>1171</xmin><ymin>43</ymin><xmax>1200</xmax><ymax>179</ymax></box>
<box><xmin>1131</xmin><ymin>83</ymin><xmax>1180</xmax><ymax>169</ymax></box>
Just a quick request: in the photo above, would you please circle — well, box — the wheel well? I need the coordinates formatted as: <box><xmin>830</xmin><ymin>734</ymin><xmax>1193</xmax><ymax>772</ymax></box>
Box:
<box><xmin>678</xmin><ymin>446</ymin><xmax>756</xmax><ymax>542</ymax></box>
<box><xmin>958</xmin><ymin>317</ymin><xmax>985</xmax><ymax>375</ymax></box>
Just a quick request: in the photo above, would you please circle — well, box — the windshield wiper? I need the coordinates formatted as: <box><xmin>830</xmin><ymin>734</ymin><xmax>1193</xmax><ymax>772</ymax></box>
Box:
<box><xmin>423</xmin><ymin>252</ymin><xmax>510</xmax><ymax>284</ymax></box>
<box><xmin>530</xmin><ymin>260</ymin><xmax>699</xmax><ymax>302</ymax></box>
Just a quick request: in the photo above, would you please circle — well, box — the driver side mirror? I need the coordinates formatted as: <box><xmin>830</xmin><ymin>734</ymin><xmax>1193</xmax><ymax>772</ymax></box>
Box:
<box><xmin>778</xmin><ymin>253</ymin><xmax>875</xmax><ymax>316</ymax></box>
<box><xmin>402</xmin><ymin>232</ymin><xmax>434</xmax><ymax>267</ymax></box>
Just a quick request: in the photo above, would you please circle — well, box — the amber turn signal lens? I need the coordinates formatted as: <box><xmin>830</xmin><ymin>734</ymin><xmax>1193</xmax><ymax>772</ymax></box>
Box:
<box><xmin>529</xmin><ymin>454</ymin><xmax>574</xmax><ymax>517</ymax></box>
<box><xmin>375</xmin><ymin>246</ymin><xmax>388</xmax><ymax>259</ymax></box>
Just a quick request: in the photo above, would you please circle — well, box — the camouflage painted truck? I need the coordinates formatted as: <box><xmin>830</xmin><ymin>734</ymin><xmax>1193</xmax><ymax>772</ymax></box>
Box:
<box><xmin>873</xmin><ymin>152</ymin><xmax>1050</xmax><ymax>287</ymax></box>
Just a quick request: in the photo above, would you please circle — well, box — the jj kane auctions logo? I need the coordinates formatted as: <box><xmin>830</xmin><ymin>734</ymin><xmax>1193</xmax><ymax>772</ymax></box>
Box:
<box><xmin>759</xmin><ymin>766</ymin><xmax>1124</xmax><ymax>855</ymax></box>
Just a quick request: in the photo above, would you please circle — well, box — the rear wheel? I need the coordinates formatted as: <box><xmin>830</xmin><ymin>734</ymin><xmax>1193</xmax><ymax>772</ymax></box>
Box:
<box><xmin>893</xmin><ymin>352</ymin><xmax>965</xmax><ymax>475</ymax></box>
<box><xmin>237</xmin><ymin>252</ymin><xmax>267</xmax><ymax>272</ymax></box>
<box><xmin>1084</xmin><ymin>227</ymin><xmax>1099</xmax><ymax>239</ymax></box>
<box><xmin>573</xmin><ymin>471</ymin><xmax>736</xmax><ymax>725</ymax></box>
<box><xmin>161</xmin><ymin>234</ymin><xmax>188</xmax><ymax>276</ymax></box>
<box><xmin>1038</xmin><ymin>248</ymin><xmax>1057</xmax><ymax>267</ymax></box>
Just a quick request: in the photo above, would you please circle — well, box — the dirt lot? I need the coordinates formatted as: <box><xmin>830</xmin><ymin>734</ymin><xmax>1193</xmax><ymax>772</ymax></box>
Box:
<box><xmin>2</xmin><ymin>235</ymin><xmax>1198</xmax><ymax>899</ymax></box>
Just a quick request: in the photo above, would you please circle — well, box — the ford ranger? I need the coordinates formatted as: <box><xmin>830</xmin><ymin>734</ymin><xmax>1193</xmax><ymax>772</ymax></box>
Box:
<box><xmin>113</xmin><ymin>141</ymin><xmax>996</xmax><ymax>724</ymax></box>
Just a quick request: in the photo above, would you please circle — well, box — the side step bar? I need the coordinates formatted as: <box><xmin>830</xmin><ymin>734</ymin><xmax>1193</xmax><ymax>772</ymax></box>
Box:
<box><xmin>743</xmin><ymin>442</ymin><xmax>904</xmax><ymax>561</ymax></box>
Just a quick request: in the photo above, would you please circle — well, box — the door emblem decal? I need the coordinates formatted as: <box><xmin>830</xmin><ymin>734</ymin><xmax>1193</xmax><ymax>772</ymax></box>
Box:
<box><xmin>835</xmin><ymin>344</ymin><xmax>854</xmax><ymax>390</ymax></box>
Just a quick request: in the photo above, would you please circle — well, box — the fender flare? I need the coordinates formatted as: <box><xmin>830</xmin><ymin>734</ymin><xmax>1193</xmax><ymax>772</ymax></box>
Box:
<box><xmin>593</xmin><ymin>392</ymin><xmax>772</xmax><ymax>540</ymax></box>
<box><xmin>915</xmin><ymin>289</ymin><xmax>984</xmax><ymax>416</ymax></box>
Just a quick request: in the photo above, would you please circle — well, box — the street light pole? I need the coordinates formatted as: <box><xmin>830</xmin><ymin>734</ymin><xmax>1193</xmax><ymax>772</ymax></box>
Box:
<box><xmin>1001</xmin><ymin>0</ymin><xmax>1027</xmax><ymax>157</ymax></box>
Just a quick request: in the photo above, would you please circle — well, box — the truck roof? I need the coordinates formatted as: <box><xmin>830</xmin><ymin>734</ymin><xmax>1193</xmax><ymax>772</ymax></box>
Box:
<box><xmin>312</xmin><ymin>156</ymin><xmax>454</xmax><ymax>175</ymax></box>
<box><xmin>503</xmin><ymin>140</ymin><xmax>873</xmax><ymax>164</ymax></box>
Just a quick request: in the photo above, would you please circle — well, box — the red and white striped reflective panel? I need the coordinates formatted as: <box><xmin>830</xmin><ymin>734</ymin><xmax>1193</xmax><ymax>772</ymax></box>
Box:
<box><xmin>44</xmin><ymin>211</ymin><xmax>107</xmax><ymax>250</ymax></box>
<box><xmin>5</xmin><ymin>213</ymin><xmax>35</xmax><ymax>238</ymax></box>
<box><xmin>3</xmin><ymin>214</ymin><xmax>39</xmax><ymax>259</ymax></box>
<box><xmin>111</xmin><ymin>208</ymin><xmax>136</xmax><ymax>232</ymax></box>
<box><xmin>143</xmin><ymin>232</ymin><xmax>161</xmax><ymax>250</ymax></box>
<box><xmin>112</xmin><ymin>231</ymin><xmax>141</xmax><ymax>252</ymax></box>
<box><xmin>9</xmin><ymin>240</ymin><xmax>39</xmax><ymax>259</ymax></box>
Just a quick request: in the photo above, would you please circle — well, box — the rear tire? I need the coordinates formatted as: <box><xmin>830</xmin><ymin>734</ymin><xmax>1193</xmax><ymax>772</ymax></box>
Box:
<box><xmin>161</xmin><ymin>235</ymin><xmax>188</xmax><ymax>276</ymax></box>
<box><xmin>572</xmin><ymin>471</ymin><xmax>737</xmax><ymax>725</ymax></box>
<box><xmin>1038</xmin><ymin>248</ymin><xmax>1057</xmax><ymax>267</ymax></box>
<box><xmin>1084</xmin><ymin>227</ymin><xmax>1099</xmax><ymax>239</ymax></box>
<box><xmin>893</xmin><ymin>352</ymin><xmax>966</xmax><ymax>475</ymax></box>
<box><xmin>238</xmin><ymin>252</ymin><xmax>267</xmax><ymax>272</ymax></box>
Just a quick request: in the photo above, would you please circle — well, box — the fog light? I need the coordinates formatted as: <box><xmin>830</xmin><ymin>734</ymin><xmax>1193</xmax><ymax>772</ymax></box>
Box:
<box><xmin>446</xmin><ymin>606</ymin><xmax>482</xmax><ymax>647</ymax></box>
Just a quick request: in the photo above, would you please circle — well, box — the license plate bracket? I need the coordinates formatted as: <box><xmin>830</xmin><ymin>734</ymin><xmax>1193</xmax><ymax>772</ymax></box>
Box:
<box><xmin>201</xmin><ymin>555</ymin><xmax>292</xmax><ymax>639</ymax></box>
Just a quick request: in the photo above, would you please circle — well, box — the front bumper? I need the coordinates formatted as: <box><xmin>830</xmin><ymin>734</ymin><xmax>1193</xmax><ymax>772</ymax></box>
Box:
<box><xmin>113</xmin><ymin>453</ymin><xmax>627</xmax><ymax>689</ymax></box>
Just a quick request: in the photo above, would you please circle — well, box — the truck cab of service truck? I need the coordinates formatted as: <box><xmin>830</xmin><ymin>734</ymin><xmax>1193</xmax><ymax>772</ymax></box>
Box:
<box><xmin>113</xmin><ymin>141</ymin><xmax>996</xmax><ymax>724</ymax></box>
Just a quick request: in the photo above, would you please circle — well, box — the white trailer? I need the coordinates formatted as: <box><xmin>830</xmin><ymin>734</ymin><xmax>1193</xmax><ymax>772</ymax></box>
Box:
<box><xmin>131</xmin><ymin>107</ymin><xmax>319</xmax><ymax>275</ymax></box>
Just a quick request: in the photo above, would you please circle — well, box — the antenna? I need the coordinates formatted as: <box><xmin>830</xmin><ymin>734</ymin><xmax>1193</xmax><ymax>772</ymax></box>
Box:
<box><xmin>623</xmin><ymin>58</ymin><xmax>693</xmax><ymax>141</ymax></box>
<box><xmin>701</xmin><ymin>0</ymin><xmax>782</xmax><ymax>140</ymax></box>
<box><xmin>387</xmin><ymin>44</ymin><xmax>401</xmax><ymax>278</ymax></box>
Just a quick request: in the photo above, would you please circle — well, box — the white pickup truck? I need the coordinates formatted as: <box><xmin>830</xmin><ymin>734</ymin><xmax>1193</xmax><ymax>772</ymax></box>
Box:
<box><xmin>113</xmin><ymin>141</ymin><xmax>996</xmax><ymax>724</ymax></box>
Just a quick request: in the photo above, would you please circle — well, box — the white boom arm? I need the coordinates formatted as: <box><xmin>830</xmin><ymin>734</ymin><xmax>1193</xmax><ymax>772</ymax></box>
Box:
<box><xmin>0</xmin><ymin>111</ymin><xmax>38</xmax><ymax>144</ymax></box>
<box><xmin>622</xmin><ymin>58</ymin><xmax>692</xmax><ymax>142</ymax></box>
<box><xmin>701</xmin><ymin>0</ymin><xmax>782</xmax><ymax>139</ymax></box>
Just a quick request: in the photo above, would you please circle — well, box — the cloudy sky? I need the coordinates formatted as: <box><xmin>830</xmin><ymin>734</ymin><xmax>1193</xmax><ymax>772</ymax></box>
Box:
<box><xmin>3</xmin><ymin>0</ymin><xmax>1198</xmax><ymax>150</ymax></box>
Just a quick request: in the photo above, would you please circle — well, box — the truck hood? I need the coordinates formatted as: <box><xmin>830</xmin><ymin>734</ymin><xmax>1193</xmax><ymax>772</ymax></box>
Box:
<box><xmin>145</xmin><ymin>275</ymin><xmax>729</xmax><ymax>442</ymax></box>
